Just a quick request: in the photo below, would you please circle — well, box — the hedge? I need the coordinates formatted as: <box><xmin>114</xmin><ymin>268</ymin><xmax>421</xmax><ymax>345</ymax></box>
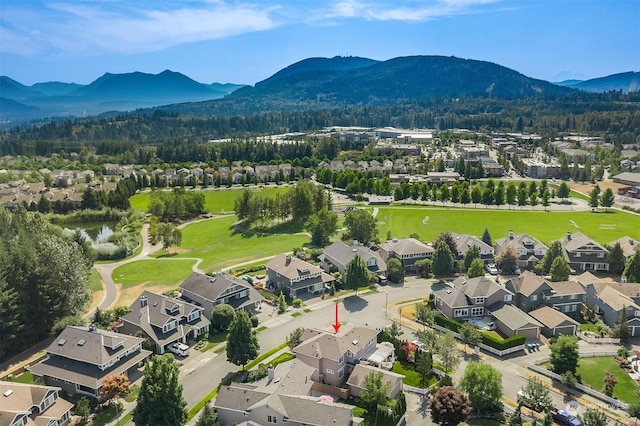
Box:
<box><xmin>434</xmin><ymin>313</ymin><xmax>525</xmax><ymax>350</ymax></box>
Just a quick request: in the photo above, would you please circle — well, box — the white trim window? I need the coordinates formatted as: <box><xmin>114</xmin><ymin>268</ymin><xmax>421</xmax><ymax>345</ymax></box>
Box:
<box><xmin>454</xmin><ymin>308</ymin><xmax>468</xmax><ymax>317</ymax></box>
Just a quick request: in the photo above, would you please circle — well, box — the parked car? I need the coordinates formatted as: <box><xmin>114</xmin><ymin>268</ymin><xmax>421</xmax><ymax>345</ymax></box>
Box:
<box><xmin>485</xmin><ymin>263</ymin><xmax>499</xmax><ymax>275</ymax></box>
<box><xmin>552</xmin><ymin>409</ymin><xmax>581</xmax><ymax>426</ymax></box>
<box><xmin>169</xmin><ymin>342</ymin><xmax>190</xmax><ymax>357</ymax></box>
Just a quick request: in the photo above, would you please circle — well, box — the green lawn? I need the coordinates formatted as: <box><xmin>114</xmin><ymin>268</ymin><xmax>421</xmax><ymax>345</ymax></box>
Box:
<box><xmin>12</xmin><ymin>372</ymin><xmax>35</xmax><ymax>384</ymax></box>
<box><xmin>124</xmin><ymin>385</ymin><xmax>140</xmax><ymax>403</ymax></box>
<box><xmin>576</xmin><ymin>356</ymin><xmax>638</xmax><ymax>403</ymax></box>
<box><xmin>391</xmin><ymin>361</ymin><xmax>436</xmax><ymax>388</ymax></box>
<box><xmin>376</xmin><ymin>206</ymin><xmax>640</xmax><ymax>244</ymax></box>
<box><xmin>172</xmin><ymin>216</ymin><xmax>308</xmax><ymax>273</ymax></box>
<box><xmin>113</xmin><ymin>259</ymin><xmax>196</xmax><ymax>288</ymax></box>
<box><xmin>87</xmin><ymin>269</ymin><xmax>102</xmax><ymax>292</ymax></box>
<box><xmin>130</xmin><ymin>187</ymin><xmax>290</xmax><ymax>214</ymax></box>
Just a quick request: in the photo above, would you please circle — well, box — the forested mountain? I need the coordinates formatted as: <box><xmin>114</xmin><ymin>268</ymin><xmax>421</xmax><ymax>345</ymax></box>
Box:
<box><xmin>556</xmin><ymin>71</ymin><xmax>639</xmax><ymax>94</ymax></box>
<box><xmin>0</xmin><ymin>71</ymin><xmax>244</xmax><ymax>122</ymax></box>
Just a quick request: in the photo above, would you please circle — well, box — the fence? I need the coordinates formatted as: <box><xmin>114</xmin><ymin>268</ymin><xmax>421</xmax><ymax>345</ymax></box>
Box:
<box><xmin>404</xmin><ymin>384</ymin><xmax>429</xmax><ymax>395</ymax></box>
<box><xmin>527</xmin><ymin>353</ymin><xmax>628</xmax><ymax>410</ymax></box>
<box><xmin>576</xmin><ymin>331</ymin><xmax>620</xmax><ymax>345</ymax></box>
<box><xmin>310</xmin><ymin>382</ymin><xmax>350</xmax><ymax>400</ymax></box>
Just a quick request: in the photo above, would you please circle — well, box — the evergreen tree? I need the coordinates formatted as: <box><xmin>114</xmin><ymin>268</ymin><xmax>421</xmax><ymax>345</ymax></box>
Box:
<box><xmin>463</xmin><ymin>244</ymin><xmax>481</xmax><ymax>270</ymax></box>
<box><xmin>557</xmin><ymin>181</ymin><xmax>571</xmax><ymax>202</ymax></box>
<box><xmin>467</xmin><ymin>258</ymin><xmax>485</xmax><ymax>278</ymax></box>
<box><xmin>506</xmin><ymin>183</ymin><xmax>517</xmax><ymax>208</ymax></box>
<box><xmin>542</xmin><ymin>241</ymin><xmax>564</xmax><ymax>274</ymax></box>
<box><xmin>550</xmin><ymin>256</ymin><xmax>571</xmax><ymax>281</ymax></box>
<box><xmin>624</xmin><ymin>251</ymin><xmax>640</xmax><ymax>282</ymax></box>
<box><xmin>432</xmin><ymin>241</ymin><xmax>455</xmax><ymax>277</ymax></box>
<box><xmin>613</xmin><ymin>306</ymin><xmax>630</xmax><ymax>344</ymax></box>
<box><xmin>600</xmin><ymin>188</ymin><xmax>615</xmax><ymax>211</ymax></box>
<box><xmin>345</xmin><ymin>254</ymin><xmax>369</xmax><ymax>296</ymax></box>
<box><xmin>134</xmin><ymin>354</ymin><xmax>187</xmax><ymax>426</ymax></box>
<box><xmin>481</xmin><ymin>228</ymin><xmax>492</xmax><ymax>246</ymax></box>
<box><xmin>194</xmin><ymin>403</ymin><xmax>218</xmax><ymax>426</ymax></box>
<box><xmin>589</xmin><ymin>185</ymin><xmax>601</xmax><ymax>209</ymax></box>
<box><xmin>226</xmin><ymin>311</ymin><xmax>260</xmax><ymax>370</ymax></box>
<box><xmin>607</xmin><ymin>242</ymin><xmax>626</xmax><ymax>275</ymax></box>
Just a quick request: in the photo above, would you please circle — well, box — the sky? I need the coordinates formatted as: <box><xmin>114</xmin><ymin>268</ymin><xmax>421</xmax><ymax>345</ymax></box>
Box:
<box><xmin>1</xmin><ymin>0</ymin><xmax>639</xmax><ymax>86</ymax></box>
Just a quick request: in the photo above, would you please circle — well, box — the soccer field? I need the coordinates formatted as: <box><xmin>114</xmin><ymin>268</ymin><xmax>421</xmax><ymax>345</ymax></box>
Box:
<box><xmin>376</xmin><ymin>206</ymin><xmax>640</xmax><ymax>244</ymax></box>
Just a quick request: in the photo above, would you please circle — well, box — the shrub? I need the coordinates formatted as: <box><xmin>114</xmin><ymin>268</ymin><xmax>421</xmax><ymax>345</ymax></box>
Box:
<box><xmin>481</xmin><ymin>333</ymin><xmax>526</xmax><ymax>350</ymax></box>
<box><xmin>250</xmin><ymin>315</ymin><xmax>259</xmax><ymax>327</ymax></box>
<box><xmin>434</xmin><ymin>314</ymin><xmax>462</xmax><ymax>333</ymax></box>
<box><xmin>246</xmin><ymin>364</ymin><xmax>268</xmax><ymax>382</ymax></box>
<box><xmin>292</xmin><ymin>298</ymin><xmax>302</xmax><ymax>308</ymax></box>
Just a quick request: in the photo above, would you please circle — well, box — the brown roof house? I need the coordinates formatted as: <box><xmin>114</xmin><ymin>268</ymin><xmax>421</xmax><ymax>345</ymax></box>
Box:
<box><xmin>214</xmin><ymin>359</ymin><xmax>356</xmax><ymax>426</ymax></box>
<box><xmin>495</xmin><ymin>231</ymin><xmax>548</xmax><ymax>270</ymax></box>
<box><xmin>346</xmin><ymin>364</ymin><xmax>405</xmax><ymax>399</ymax></box>
<box><xmin>560</xmin><ymin>231</ymin><xmax>609</xmax><ymax>272</ymax></box>
<box><xmin>266</xmin><ymin>254</ymin><xmax>335</xmax><ymax>298</ymax></box>
<box><xmin>450</xmin><ymin>232</ymin><xmax>494</xmax><ymax>264</ymax></box>
<box><xmin>608</xmin><ymin>236</ymin><xmax>640</xmax><ymax>260</ymax></box>
<box><xmin>30</xmin><ymin>326</ymin><xmax>151</xmax><ymax>399</ymax></box>
<box><xmin>293</xmin><ymin>326</ymin><xmax>379</xmax><ymax>388</ymax></box>
<box><xmin>505</xmin><ymin>271</ymin><xmax>585</xmax><ymax>315</ymax></box>
<box><xmin>378</xmin><ymin>238</ymin><xmax>434</xmax><ymax>272</ymax></box>
<box><xmin>529</xmin><ymin>306</ymin><xmax>580</xmax><ymax>337</ymax></box>
<box><xmin>180</xmin><ymin>271</ymin><xmax>264</xmax><ymax>324</ymax></box>
<box><xmin>0</xmin><ymin>381</ymin><xmax>74</xmax><ymax>426</ymax></box>
<box><xmin>119</xmin><ymin>291</ymin><xmax>210</xmax><ymax>354</ymax></box>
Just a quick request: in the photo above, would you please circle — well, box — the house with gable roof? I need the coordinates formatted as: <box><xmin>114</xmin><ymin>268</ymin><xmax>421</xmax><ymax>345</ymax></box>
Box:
<box><xmin>560</xmin><ymin>231</ymin><xmax>609</xmax><ymax>272</ymax></box>
<box><xmin>266</xmin><ymin>254</ymin><xmax>335</xmax><ymax>298</ymax></box>
<box><xmin>579</xmin><ymin>274</ymin><xmax>640</xmax><ymax>334</ymax></box>
<box><xmin>214</xmin><ymin>359</ymin><xmax>356</xmax><ymax>426</ymax></box>
<box><xmin>319</xmin><ymin>241</ymin><xmax>387</xmax><ymax>278</ymax></box>
<box><xmin>529</xmin><ymin>306</ymin><xmax>580</xmax><ymax>337</ymax></box>
<box><xmin>179</xmin><ymin>271</ymin><xmax>264</xmax><ymax>322</ymax></box>
<box><xmin>495</xmin><ymin>230</ymin><xmax>548</xmax><ymax>270</ymax></box>
<box><xmin>119</xmin><ymin>291</ymin><xmax>210</xmax><ymax>354</ymax></box>
<box><xmin>0</xmin><ymin>381</ymin><xmax>74</xmax><ymax>426</ymax></box>
<box><xmin>30</xmin><ymin>326</ymin><xmax>151</xmax><ymax>398</ymax></box>
<box><xmin>450</xmin><ymin>232</ymin><xmax>494</xmax><ymax>264</ymax></box>
<box><xmin>608</xmin><ymin>236</ymin><xmax>640</xmax><ymax>260</ymax></box>
<box><xmin>505</xmin><ymin>271</ymin><xmax>585</xmax><ymax>314</ymax></box>
<box><xmin>378</xmin><ymin>238</ymin><xmax>434</xmax><ymax>272</ymax></box>
<box><xmin>293</xmin><ymin>326</ymin><xmax>379</xmax><ymax>388</ymax></box>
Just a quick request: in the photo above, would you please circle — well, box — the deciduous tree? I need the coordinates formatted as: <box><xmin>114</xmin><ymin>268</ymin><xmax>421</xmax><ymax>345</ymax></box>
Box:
<box><xmin>305</xmin><ymin>208</ymin><xmax>338</xmax><ymax>247</ymax></box>
<box><xmin>497</xmin><ymin>246</ymin><xmax>518</xmax><ymax>275</ymax></box>
<box><xmin>580</xmin><ymin>407</ymin><xmax>607</xmax><ymax>426</ymax></box>
<box><xmin>437</xmin><ymin>331</ymin><xmax>461</xmax><ymax>374</ymax></box>
<box><xmin>100</xmin><ymin>374</ymin><xmax>130</xmax><ymax>405</ymax></box>
<box><xmin>286</xmin><ymin>327</ymin><xmax>305</xmax><ymax>350</ymax></box>
<box><xmin>549</xmin><ymin>335</ymin><xmax>579</xmax><ymax>375</ymax></box>
<box><xmin>429</xmin><ymin>386</ymin><xmax>472</xmax><ymax>425</ymax></box>
<box><xmin>519</xmin><ymin>377</ymin><xmax>553</xmax><ymax>413</ymax></box>
<box><xmin>467</xmin><ymin>258</ymin><xmax>485</xmax><ymax>278</ymax></box>
<box><xmin>463</xmin><ymin>244</ymin><xmax>481</xmax><ymax>270</ymax></box>
<box><xmin>600</xmin><ymin>187</ymin><xmax>614</xmax><ymax>211</ymax></box>
<box><xmin>459</xmin><ymin>362</ymin><xmax>503</xmax><ymax>414</ymax></box>
<box><xmin>542</xmin><ymin>240</ymin><xmax>564</xmax><ymax>274</ymax></box>
<box><xmin>386</xmin><ymin>257</ymin><xmax>404</xmax><ymax>283</ymax></box>
<box><xmin>414</xmin><ymin>302</ymin><xmax>435</xmax><ymax>331</ymax></box>
<box><xmin>344</xmin><ymin>209</ymin><xmax>377</xmax><ymax>244</ymax></box>
<box><xmin>458</xmin><ymin>321</ymin><xmax>482</xmax><ymax>354</ymax></box>
<box><xmin>211</xmin><ymin>303</ymin><xmax>235</xmax><ymax>331</ymax></box>
<box><xmin>360</xmin><ymin>371</ymin><xmax>391</xmax><ymax>409</ymax></box>
<box><xmin>550</xmin><ymin>256</ymin><xmax>571</xmax><ymax>281</ymax></box>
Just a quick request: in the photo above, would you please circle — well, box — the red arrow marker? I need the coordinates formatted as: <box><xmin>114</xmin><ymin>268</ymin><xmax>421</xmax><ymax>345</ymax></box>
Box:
<box><xmin>332</xmin><ymin>303</ymin><xmax>341</xmax><ymax>333</ymax></box>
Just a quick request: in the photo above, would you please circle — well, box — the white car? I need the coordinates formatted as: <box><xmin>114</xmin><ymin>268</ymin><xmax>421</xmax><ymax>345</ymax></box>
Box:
<box><xmin>168</xmin><ymin>342</ymin><xmax>190</xmax><ymax>357</ymax></box>
<box><xmin>485</xmin><ymin>263</ymin><xmax>499</xmax><ymax>275</ymax></box>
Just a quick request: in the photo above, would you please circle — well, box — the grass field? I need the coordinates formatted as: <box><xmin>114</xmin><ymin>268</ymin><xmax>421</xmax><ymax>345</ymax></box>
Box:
<box><xmin>376</xmin><ymin>206</ymin><xmax>640</xmax><ymax>244</ymax></box>
<box><xmin>172</xmin><ymin>216</ymin><xmax>309</xmax><ymax>272</ymax></box>
<box><xmin>113</xmin><ymin>259</ymin><xmax>196</xmax><ymax>288</ymax></box>
<box><xmin>87</xmin><ymin>269</ymin><xmax>102</xmax><ymax>292</ymax></box>
<box><xmin>577</xmin><ymin>356</ymin><xmax>637</xmax><ymax>403</ymax></box>
<box><xmin>129</xmin><ymin>186</ymin><xmax>290</xmax><ymax>213</ymax></box>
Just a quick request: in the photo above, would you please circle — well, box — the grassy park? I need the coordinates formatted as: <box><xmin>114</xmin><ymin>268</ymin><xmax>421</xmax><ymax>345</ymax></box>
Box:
<box><xmin>376</xmin><ymin>206</ymin><xmax>640</xmax><ymax>244</ymax></box>
<box><xmin>577</xmin><ymin>356</ymin><xmax>638</xmax><ymax>403</ymax></box>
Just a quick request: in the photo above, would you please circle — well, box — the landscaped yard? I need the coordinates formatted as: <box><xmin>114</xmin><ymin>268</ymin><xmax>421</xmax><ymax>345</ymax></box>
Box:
<box><xmin>113</xmin><ymin>259</ymin><xmax>196</xmax><ymax>289</ymax></box>
<box><xmin>576</xmin><ymin>356</ymin><xmax>638</xmax><ymax>403</ymax></box>
<box><xmin>129</xmin><ymin>186</ymin><xmax>290</xmax><ymax>214</ymax></box>
<box><xmin>391</xmin><ymin>361</ymin><xmax>436</xmax><ymax>388</ymax></box>
<box><xmin>376</xmin><ymin>206</ymin><xmax>640</xmax><ymax>244</ymax></box>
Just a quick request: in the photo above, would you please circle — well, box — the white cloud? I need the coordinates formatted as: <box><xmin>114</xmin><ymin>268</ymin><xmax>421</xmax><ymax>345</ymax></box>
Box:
<box><xmin>315</xmin><ymin>0</ymin><xmax>502</xmax><ymax>23</ymax></box>
<box><xmin>1</xmin><ymin>1</ymin><xmax>280</xmax><ymax>56</ymax></box>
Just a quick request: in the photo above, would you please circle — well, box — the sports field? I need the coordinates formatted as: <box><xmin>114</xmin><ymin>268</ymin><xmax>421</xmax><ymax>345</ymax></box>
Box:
<box><xmin>376</xmin><ymin>206</ymin><xmax>640</xmax><ymax>244</ymax></box>
<box><xmin>129</xmin><ymin>186</ymin><xmax>290</xmax><ymax>213</ymax></box>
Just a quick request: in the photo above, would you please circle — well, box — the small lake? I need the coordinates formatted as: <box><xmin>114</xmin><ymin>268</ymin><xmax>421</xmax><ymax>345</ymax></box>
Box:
<box><xmin>64</xmin><ymin>223</ymin><xmax>116</xmax><ymax>247</ymax></box>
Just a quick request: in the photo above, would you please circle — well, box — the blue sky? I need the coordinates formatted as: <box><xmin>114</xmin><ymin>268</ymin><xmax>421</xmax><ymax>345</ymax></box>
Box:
<box><xmin>1</xmin><ymin>0</ymin><xmax>638</xmax><ymax>86</ymax></box>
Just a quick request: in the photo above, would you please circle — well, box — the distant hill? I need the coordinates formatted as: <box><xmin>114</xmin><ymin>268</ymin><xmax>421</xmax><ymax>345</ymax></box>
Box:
<box><xmin>556</xmin><ymin>72</ymin><xmax>639</xmax><ymax>93</ymax></box>
<box><xmin>0</xmin><ymin>70</ymin><xmax>243</xmax><ymax>122</ymax></box>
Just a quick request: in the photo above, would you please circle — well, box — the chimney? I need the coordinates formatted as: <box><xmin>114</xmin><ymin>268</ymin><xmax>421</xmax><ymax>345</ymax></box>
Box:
<box><xmin>267</xmin><ymin>365</ymin><xmax>274</xmax><ymax>381</ymax></box>
<box><xmin>566</xmin><ymin>232</ymin><xmax>572</xmax><ymax>241</ymax></box>
<box><xmin>508</xmin><ymin>230</ymin><xmax>514</xmax><ymax>240</ymax></box>
<box><xmin>630</xmin><ymin>238</ymin><xmax>635</xmax><ymax>246</ymax></box>
<box><xmin>285</xmin><ymin>255</ymin><xmax>291</xmax><ymax>265</ymax></box>
<box><xmin>140</xmin><ymin>295</ymin><xmax>148</xmax><ymax>307</ymax></box>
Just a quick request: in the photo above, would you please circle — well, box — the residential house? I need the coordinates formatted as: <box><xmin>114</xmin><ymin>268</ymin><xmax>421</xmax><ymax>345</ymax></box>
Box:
<box><xmin>30</xmin><ymin>326</ymin><xmax>151</xmax><ymax>398</ymax></box>
<box><xmin>379</xmin><ymin>238</ymin><xmax>434</xmax><ymax>273</ymax></box>
<box><xmin>214</xmin><ymin>360</ymin><xmax>355</xmax><ymax>426</ymax></box>
<box><xmin>433</xmin><ymin>276</ymin><xmax>515</xmax><ymax>322</ymax></box>
<box><xmin>450</xmin><ymin>232</ymin><xmax>494</xmax><ymax>264</ymax></box>
<box><xmin>0</xmin><ymin>381</ymin><xmax>74</xmax><ymax>426</ymax></box>
<box><xmin>266</xmin><ymin>254</ymin><xmax>335</xmax><ymax>298</ymax></box>
<box><xmin>119</xmin><ymin>291</ymin><xmax>210</xmax><ymax>354</ymax></box>
<box><xmin>434</xmin><ymin>276</ymin><xmax>542</xmax><ymax>339</ymax></box>
<box><xmin>319</xmin><ymin>241</ymin><xmax>387</xmax><ymax>278</ymax></box>
<box><xmin>560</xmin><ymin>231</ymin><xmax>609</xmax><ymax>272</ymax></box>
<box><xmin>505</xmin><ymin>271</ymin><xmax>585</xmax><ymax>314</ymax></box>
<box><xmin>346</xmin><ymin>364</ymin><xmax>404</xmax><ymax>399</ymax></box>
<box><xmin>608</xmin><ymin>236</ymin><xmax>640</xmax><ymax>260</ymax></box>
<box><xmin>612</xmin><ymin>172</ymin><xmax>640</xmax><ymax>186</ymax></box>
<box><xmin>179</xmin><ymin>271</ymin><xmax>264</xmax><ymax>323</ymax></box>
<box><xmin>495</xmin><ymin>231</ymin><xmax>548</xmax><ymax>270</ymax></box>
<box><xmin>293</xmin><ymin>326</ymin><xmax>379</xmax><ymax>388</ymax></box>
<box><xmin>583</xmin><ymin>281</ymin><xmax>640</xmax><ymax>336</ymax></box>
<box><xmin>529</xmin><ymin>306</ymin><xmax>580</xmax><ymax>337</ymax></box>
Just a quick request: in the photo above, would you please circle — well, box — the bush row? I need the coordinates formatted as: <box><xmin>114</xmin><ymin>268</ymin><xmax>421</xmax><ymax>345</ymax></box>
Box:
<box><xmin>434</xmin><ymin>313</ymin><xmax>525</xmax><ymax>350</ymax></box>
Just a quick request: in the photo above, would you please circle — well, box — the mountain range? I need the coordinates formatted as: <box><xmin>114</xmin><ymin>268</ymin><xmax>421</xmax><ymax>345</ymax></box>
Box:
<box><xmin>0</xmin><ymin>56</ymin><xmax>637</xmax><ymax>123</ymax></box>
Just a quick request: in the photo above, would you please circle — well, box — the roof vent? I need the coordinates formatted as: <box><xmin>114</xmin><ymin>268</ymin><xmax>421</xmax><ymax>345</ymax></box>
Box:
<box><xmin>3</xmin><ymin>390</ymin><xmax>13</xmax><ymax>397</ymax></box>
<box><xmin>352</xmin><ymin>340</ymin><xmax>358</xmax><ymax>345</ymax></box>
<box><xmin>78</xmin><ymin>339</ymin><xmax>86</xmax><ymax>346</ymax></box>
<box><xmin>58</xmin><ymin>339</ymin><xmax>67</xmax><ymax>346</ymax></box>
<box><xmin>446</xmin><ymin>289</ymin><xmax>452</xmax><ymax>294</ymax></box>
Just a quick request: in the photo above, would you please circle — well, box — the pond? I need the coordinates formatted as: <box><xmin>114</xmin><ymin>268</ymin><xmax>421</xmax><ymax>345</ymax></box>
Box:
<box><xmin>64</xmin><ymin>223</ymin><xmax>116</xmax><ymax>248</ymax></box>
